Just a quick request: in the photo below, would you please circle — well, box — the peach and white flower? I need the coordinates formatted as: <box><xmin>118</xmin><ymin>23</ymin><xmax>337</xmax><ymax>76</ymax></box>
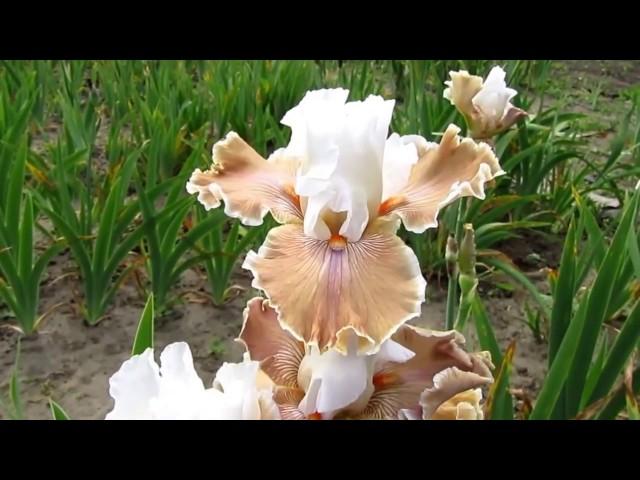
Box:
<box><xmin>237</xmin><ymin>297</ymin><xmax>493</xmax><ymax>420</ymax></box>
<box><xmin>444</xmin><ymin>66</ymin><xmax>527</xmax><ymax>140</ymax></box>
<box><xmin>188</xmin><ymin>88</ymin><xmax>502</xmax><ymax>355</ymax></box>
<box><xmin>105</xmin><ymin>342</ymin><xmax>279</xmax><ymax>420</ymax></box>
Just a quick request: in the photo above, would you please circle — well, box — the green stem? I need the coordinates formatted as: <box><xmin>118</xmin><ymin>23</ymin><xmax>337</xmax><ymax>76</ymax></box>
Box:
<box><xmin>445</xmin><ymin>199</ymin><xmax>466</xmax><ymax>330</ymax></box>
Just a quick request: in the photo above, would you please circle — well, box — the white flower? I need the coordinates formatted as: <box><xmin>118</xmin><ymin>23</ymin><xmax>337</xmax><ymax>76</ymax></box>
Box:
<box><xmin>444</xmin><ymin>66</ymin><xmax>527</xmax><ymax>139</ymax></box>
<box><xmin>187</xmin><ymin>88</ymin><xmax>502</xmax><ymax>354</ymax></box>
<box><xmin>105</xmin><ymin>342</ymin><xmax>279</xmax><ymax>420</ymax></box>
<box><xmin>239</xmin><ymin>297</ymin><xmax>494</xmax><ymax>420</ymax></box>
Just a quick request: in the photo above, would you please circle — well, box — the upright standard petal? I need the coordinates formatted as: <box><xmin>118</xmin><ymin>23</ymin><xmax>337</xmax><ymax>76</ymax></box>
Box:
<box><xmin>297</xmin><ymin>343</ymin><xmax>374</xmax><ymax>417</ymax></box>
<box><xmin>443</xmin><ymin>70</ymin><xmax>484</xmax><ymax>120</ymax></box>
<box><xmin>105</xmin><ymin>348</ymin><xmax>160</xmax><ymax>420</ymax></box>
<box><xmin>472</xmin><ymin>66</ymin><xmax>517</xmax><ymax>121</ymax></box>
<box><xmin>378</xmin><ymin>124</ymin><xmax>503</xmax><ymax>234</ymax></box>
<box><xmin>212</xmin><ymin>358</ymin><xmax>280</xmax><ymax>420</ymax></box>
<box><xmin>150</xmin><ymin>342</ymin><xmax>209</xmax><ymax>420</ymax></box>
<box><xmin>284</xmin><ymin>89</ymin><xmax>395</xmax><ymax>242</ymax></box>
<box><xmin>186</xmin><ymin>132</ymin><xmax>302</xmax><ymax>225</ymax></box>
<box><xmin>242</xmin><ymin>218</ymin><xmax>426</xmax><ymax>355</ymax></box>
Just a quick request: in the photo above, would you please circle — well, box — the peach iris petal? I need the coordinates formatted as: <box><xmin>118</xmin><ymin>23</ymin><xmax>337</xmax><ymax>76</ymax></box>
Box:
<box><xmin>350</xmin><ymin>325</ymin><xmax>493</xmax><ymax>420</ymax></box>
<box><xmin>243</xmin><ymin>219</ymin><xmax>426</xmax><ymax>355</ymax></box>
<box><xmin>238</xmin><ymin>297</ymin><xmax>305</xmax><ymax>388</ymax></box>
<box><xmin>186</xmin><ymin>132</ymin><xmax>302</xmax><ymax>226</ymax></box>
<box><xmin>379</xmin><ymin>124</ymin><xmax>503</xmax><ymax>233</ymax></box>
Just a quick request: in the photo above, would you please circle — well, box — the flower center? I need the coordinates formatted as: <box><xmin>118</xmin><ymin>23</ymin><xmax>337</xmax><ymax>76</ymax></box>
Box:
<box><xmin>328</xmin><ymin>234</ymin><xmax>347</xmax><ymax>250</ymax></box>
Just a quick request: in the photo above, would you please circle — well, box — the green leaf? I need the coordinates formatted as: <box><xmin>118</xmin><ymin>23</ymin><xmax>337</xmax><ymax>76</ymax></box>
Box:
<box><xmin>567</xmin><ymin>191</ymin><xmax>640</xmax><ymax>416</ymax></box>
<box><xmin>484</xmin><ymin>256</ymin><xmax>550</xmax><ymax>319</ymax></box>
<box><xmin>17</xmin><ymin>194</ymin><xmax>34</xmax><ymax>281</ymax></box>
<box><xmin>627</xmin><ymin>227</ymin><xmax>640</xmax><ymax>279</ymax></box>
<box><xmin>10</xmin><ymin>339</ymin><xmax>23</xmax><ymax>420</ymax></box>
<box><xmin>548</xmin><ymin>217</ymin><xmax>576</xmax><ymax>366</ymax></box>
<box><xmin>92</xmin><ymin>180</ymin><xmax>122</xmax><ymax>274</ymax></box>
<box><xmin>485</xmin><ymin>341</ymin><xmax>515</xmax><ymax>420</ymax></box>
<box><xmin>49</xmin><ymin>399</ymin><xmax>71</xmax><ymax>420</ymax></box>
<box><xmin>531</xmin><ymin>190</ymin><xmax>640</xmax><ymax>419</ymax></box>
<box><xmin>5</xmin><ymin>139</ymin><xmax>27</xmax><ymax>247</ymax></box>
<box><xmin>587</xmin><ymin>300</ymin><xmax>640</xmax><ymax>405</ymax></box>
<box><xmin>132</xmin><ymin>294</ymin><xmax>154</xmax><ymax>356</ymax></box>
<box><xmin>471</xmin><ymin>296</ymin><xmax>502</xmax><ymax>365</ymax></box>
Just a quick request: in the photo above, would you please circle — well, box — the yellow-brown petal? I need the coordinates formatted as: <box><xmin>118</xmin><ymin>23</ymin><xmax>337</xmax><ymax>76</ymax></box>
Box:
<box><xmin>379</xmin><ymin>124</ymin><xmax>503</xmax><ymax>233</ymax></box>
<box><xmin>431</xmin><ymin>388</ymin><xmax>484</xmax><ymax>420</ymax></box>
<box><xmin>420</xmin><ymin>367</ymin><xmax>492</xmax><ymax>419</ymax></box>
<box><xmin>237</xmin><ymin>297</ymin><xmax>305</xmax><ymax>388</ymax></box>
<box><xmin>243</xmin><ymin>220</ymin><xmax>426</xmax><ymax>355</ymax></box>
<box><xmin>187</xmin><ymin>132</ymin><xmax>302</xmax><ymax>225</ymax></box>
<box><xmin>443</xmin><ymin>70</ymin><xmax>484</xmax><ymax>120</ymax></box>
<box><xmin>352</xmin><ymin>325</ymin><xmax>493</xmax><ymax>419</ymax></box>
<box><xmin>273</xmin><ymin>386</ymin><xmax>306</xmax><ymax>420</ymax></box>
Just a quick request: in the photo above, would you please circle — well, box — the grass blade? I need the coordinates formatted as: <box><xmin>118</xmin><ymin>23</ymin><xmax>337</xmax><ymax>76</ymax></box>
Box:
<box><xmin>132</xmin><ymin>294</ymin><xmax>154</xmax><ymax>356</ymax></box>
<box><xmin>49</xmin><ymin>399</ymin><xmax>71</xmax><ymax>420</ymax></box>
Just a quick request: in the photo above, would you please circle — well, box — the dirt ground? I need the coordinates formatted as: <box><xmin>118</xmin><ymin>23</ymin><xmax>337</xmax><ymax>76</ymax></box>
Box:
<box><xmin>1</xmin><ymin>60</ymin><xmax>639</xmax><ymax>420</ymax></box>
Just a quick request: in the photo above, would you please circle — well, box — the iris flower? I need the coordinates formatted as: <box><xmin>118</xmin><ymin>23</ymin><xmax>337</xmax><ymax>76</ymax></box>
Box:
<box><xmin>187</xmin><ymin>88</ymin><xmax>502</xmax><ymax>355</ymax></box>
<box><xmin>237</xmin><ymin>297</ymin><xmax>493</xmax><ymax>420</ymax></box>
<box><xmin>444</xmin><ymin>66</ymin><xmax>527</xmax><ymax>140</ymax></box>
<box><xmin>105</xmin><ymin>342</ymin><xmax>280</xmax><ymax>420</ymax></box>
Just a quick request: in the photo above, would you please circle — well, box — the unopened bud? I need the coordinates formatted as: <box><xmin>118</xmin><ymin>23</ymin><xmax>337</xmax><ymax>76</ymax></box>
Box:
<box><xmin>458</xmin><ymin>224</ymin><xmax>476</xmax><ymax>276</ymax></box>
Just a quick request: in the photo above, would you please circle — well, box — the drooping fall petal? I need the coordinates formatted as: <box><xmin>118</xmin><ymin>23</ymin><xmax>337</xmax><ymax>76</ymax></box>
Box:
<box><xmin>186</xmin><ymin>132</ymin><xmax>302</xmax><ymax>225</ymax></box>
<box><xmin>273</xmin><ymin>386</ymin><xmax>307</xmax><ymax>420</ymax></box>
<box><xmin>378</xmin><ymin>124</ymin><xmax>503</xmax><ymax>233</ymax></box>
<box><xmin>237</xmin><ymin>297</ymin><xmax>305</xmax><ymax>388</ymax></box>
<box><xmin>350</xmin><ymin>325</ymin><xmax>493</xmax><ymax>419</ymax></box>
<box><xmin>242</xmin><ymin>219</ymin><xmax>426</xmax><ymax>355</ymax></box>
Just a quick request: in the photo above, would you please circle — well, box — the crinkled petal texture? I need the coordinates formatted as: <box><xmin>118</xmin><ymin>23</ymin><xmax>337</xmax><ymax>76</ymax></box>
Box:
<box><xmin>282</xmin><ymin>89</ymin><xmax>395</xmax><ymax>242</ymax></box>
<box><xmin>350</xmin><ymin>325</ymin><xmax>494</xmax><ymax>420</ymax></box>
<box><xmin>240</xmin><ymin>297</ymin><xmax>418</xmax><ymax>420</ymax></box>
<box><xmin>106</xmin><ymin>342</ymin><xmax>212</xmax><ymax>420</ymax></box>
<box><xmin>212</xmin><ymin>359</ymin><xmax>280</xmax><ymax>420</ymax></box>
<box><xmin>429</xmin><ymin>388</ymin><xmax>485</xmax><ymax>420</ymax></box>
<box><xmin>443</xmin><ymin>70</ymin><xmax>484</xmax><ymax>120</ymax></box>
<box><xmin>420</xmin><ymin>369</ymin><xmax>490</xmax><ymax>420</ymax></box>
<box><xmin>378</xmin><ymin>124</ymin><xmax>503</xmax><ymax>234</ymax></box>
<box><xmin>243</xmin><ymin>219</ymin><xmax>426</xmax><ymax>355</ymax></box>
<box><xmin>186</xmin><ymin>132</ymin><xmax>302</xmax><ymax>225</ymax></box>
<box><xmin>238</xmin><ymin>297</ymin><xmax>306</xmax><ymax>389</ymax></box>
<box><xmin>472</xmin><ymin>66</ymin><xmax>517</xmax><ymax>122</ymax></box>
<box><xmin>106</xmin><ymin>342</ymin><xmax>279</xmax><ymax>420</ymax></box>
<box><xmin>444</xmin><ymin>67</ymin><xmax>527</xmax><ymax>139</ymax></box>
<box><xmin>106</xmin><ymin>348</ymin><xmax>161</xmax><ymax>420</ymax></box>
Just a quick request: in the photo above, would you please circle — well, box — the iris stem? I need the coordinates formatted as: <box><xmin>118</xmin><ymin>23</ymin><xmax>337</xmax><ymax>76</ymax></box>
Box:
<box><xmin>445</xmin><ymin>198</ymin><xmax>465</xmax><ymax>329</ymax></box>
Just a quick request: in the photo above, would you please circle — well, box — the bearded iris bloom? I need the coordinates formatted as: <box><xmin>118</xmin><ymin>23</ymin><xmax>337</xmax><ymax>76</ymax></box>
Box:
<box><xmin>444</xmin><ymin>66</ymin><xmax>528</xmax><ymax>140</ymax></box>
<box><xmin>105</xmin><ymin>342</ymin><xmax>279</xmax><ymax>420</ymax></box>
<box><xmin>237</xmin><ymin>297</ymin><xmax>493</xmax><ymax>420</ymax></box>
<box><xmin>187</xmin><ymin>88</ymin><xmax>503</xmax><ymax>356</ymax></box>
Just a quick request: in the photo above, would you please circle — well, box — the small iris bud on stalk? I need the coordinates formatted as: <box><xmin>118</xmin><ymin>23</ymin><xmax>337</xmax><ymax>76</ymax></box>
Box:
<box><xmin>444</xmin><ymin>235</ymin><xmax>459</xmax><ymax>330</ymax></box>
<box><xmin>458</xmin><ymin>224</ymin><xmax>476</xmax><ymax>277</ymax></box>
<box><xmin>454</xmin><ymin>224</ymin><xmax>479</xmax><ymax>331</ymax></box>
